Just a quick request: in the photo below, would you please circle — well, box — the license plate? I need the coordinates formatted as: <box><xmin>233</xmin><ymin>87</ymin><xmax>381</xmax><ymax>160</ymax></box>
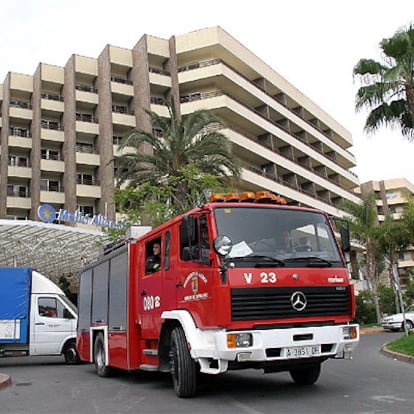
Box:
<box><xmin>285</xmin><ymin>345</ymin><xmax>320</xmax><ymax>359</ymax></box>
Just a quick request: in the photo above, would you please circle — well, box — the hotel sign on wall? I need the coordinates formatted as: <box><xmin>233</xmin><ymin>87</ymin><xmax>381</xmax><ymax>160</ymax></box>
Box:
<box><xmin>37</xmin><ymin>204</ymin><xmax>126</xmax><ymax>230</ymax></box>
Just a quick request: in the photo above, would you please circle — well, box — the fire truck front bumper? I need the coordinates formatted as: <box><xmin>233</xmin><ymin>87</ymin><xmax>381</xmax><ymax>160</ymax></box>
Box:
<box><xmin>192</xmin><ymin>324</ymin><xmax>359</xmax><ymax>375</ymax></box>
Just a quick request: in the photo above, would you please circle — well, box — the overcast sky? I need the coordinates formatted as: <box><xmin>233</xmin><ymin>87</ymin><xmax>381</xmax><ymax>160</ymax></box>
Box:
<box><xmin>1</xmin><ymin>0</ymin><xmax>412</xmax><ymax>184</ymax></box>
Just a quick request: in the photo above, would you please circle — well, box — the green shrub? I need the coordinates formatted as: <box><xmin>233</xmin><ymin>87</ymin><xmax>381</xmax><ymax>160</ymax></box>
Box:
<box><xmin>354</xmin><ymin>290</ymin><xmax>377</xmax><ymax>325</ymax></box>
<box><xmin>378</xmin><ymin>283</ymin><xmax>397</xmax><ymax>315</ymax></box>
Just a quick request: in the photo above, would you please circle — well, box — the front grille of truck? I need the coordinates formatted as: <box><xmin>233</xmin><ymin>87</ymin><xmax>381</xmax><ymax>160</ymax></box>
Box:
<box><xmin>231</xmin><ymin>286</ymin><xmax>350</xmax><ymax>321</ymax></box>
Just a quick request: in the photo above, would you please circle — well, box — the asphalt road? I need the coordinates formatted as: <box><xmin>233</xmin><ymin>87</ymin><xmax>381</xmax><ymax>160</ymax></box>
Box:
<box><xmin>1</xmin><ymin>332</ymin><xmax>413</xmax><ymax>414</ymax></box>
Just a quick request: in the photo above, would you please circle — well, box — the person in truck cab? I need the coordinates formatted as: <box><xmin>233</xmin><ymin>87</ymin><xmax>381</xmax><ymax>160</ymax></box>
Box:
<box><xmin>296</xmin><ymin>236</ymin><xmax>312</xmax><ymax>252</ymax></box>
<box><xmin>145</xmin><ymin>242</ymin><xmax>161</xmax><ymax>274</ymax></box>
<box><xmin>274</xmin><ymin>230</ymin><xmax>293</xmax><ymax>254</ymax></box>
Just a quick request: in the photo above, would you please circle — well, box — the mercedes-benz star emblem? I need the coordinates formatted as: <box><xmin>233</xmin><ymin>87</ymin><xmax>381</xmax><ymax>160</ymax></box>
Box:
<box><xmin>290</xmin><ymin>291</ymin><xmax>307</xmax><ymax>311</ymax></box>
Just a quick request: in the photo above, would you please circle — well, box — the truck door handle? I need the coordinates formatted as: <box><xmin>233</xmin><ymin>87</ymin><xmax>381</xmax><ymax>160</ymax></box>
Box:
<box><xmin>141</xmin><ymin>290</ymin><xmax>146</xmax><ymax>296</ymax></box>
<box><xmin>35</xmin><ymin>322</ymin><xmax>45</xmax><ymax>325</ymax></box>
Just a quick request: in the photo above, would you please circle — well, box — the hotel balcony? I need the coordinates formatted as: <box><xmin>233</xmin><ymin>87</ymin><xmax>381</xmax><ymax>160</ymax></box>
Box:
<box><xmin>6</xmin><ymin>196</ymin><xmax>31</xmax><ymax>210</ymax></box>
<box><xmin>40</xmin><ymin>159</ymin><xmax>65</xmax><ymax>173</ymax></box>
<box><xmin>8</xmin><ymin>165</ymin><xmax>32</xmax><ymax>179</ymax></box>
<box><xmin>40</xmin><ymin>190</ymin><xmax>65</xmax><ymax>204</ymax></box>
<box><xmin>111</xmin><ymin>79</ymin><xmax>134</xmax><ymax>96</ymax></box>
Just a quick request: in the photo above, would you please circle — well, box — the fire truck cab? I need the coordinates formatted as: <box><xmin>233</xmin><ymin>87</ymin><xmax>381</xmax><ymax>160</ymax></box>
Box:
<box><xmin>77</xmin><ymin>191</ymin><xmax>359</xmax><ymax>397</ymax></box>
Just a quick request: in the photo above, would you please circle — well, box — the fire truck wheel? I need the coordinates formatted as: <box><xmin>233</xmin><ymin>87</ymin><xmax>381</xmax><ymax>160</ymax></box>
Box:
<box><xmin>94</xmin><ymin>332</ymin><xmax>113</xmax><ymax>377</ymax></box>
<box><xmin>64</xmin><ymin>340</ymin><xmax>81</xmax><ymax>365</ymax></box>
<box><xmin>289</xmin><ymin>363</ymin><xmax>321</xmax><ymax>385</ymax></box>
<box><xmin>170</xmin><ymin>326</ymin><xmax>197</xmax><ymax>398</ymax></box>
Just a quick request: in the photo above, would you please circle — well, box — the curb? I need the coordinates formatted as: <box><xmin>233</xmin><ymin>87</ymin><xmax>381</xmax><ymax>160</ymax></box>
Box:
<box><xmin>360</xmin><ymin>328</ymin><xmax>384</xmax><ymax>335</ymax></box>
<box><xmin>380</xmin><ymin>346</ymin><xmax>414</xmax><ymax>364</ymax></box>
<box><xmin>0</xmin><ymin>373</ymin><xmax>11</xmax><ymax>390</ymax></box>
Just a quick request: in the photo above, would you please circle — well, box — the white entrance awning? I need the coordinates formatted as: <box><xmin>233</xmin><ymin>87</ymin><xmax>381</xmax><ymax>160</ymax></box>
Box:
<box><xmin>0</xmin><ymin>220</ymin><xmax>109</xmax><ymax>280</ymax></box>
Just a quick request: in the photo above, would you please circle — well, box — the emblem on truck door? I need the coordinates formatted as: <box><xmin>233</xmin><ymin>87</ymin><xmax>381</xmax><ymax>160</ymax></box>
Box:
<box><xmin>290</xmin><ymin>291</ymin><xmax>307</xmax><ymax>311</ymax></box>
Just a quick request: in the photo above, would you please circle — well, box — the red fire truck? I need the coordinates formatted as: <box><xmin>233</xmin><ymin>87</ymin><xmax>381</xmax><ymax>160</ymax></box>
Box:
<box><xmin>77</xmin><ymin>191</ymin><xmax>359</xmax><ymax>397</ymax></box>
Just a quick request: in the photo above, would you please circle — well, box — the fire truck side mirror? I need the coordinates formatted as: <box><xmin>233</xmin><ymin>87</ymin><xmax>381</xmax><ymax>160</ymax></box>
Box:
<box><xmin>339</xmin><ymin>224</ymin><xmax>350</xmax><ymax>253</ymax></box>
<box><xmin>213</xmin><ymin>235</ymin><xmax>233</xmax><ymax>257</ymax></box>
<box><xmin>181</xmin><ymin>214</ymin><xmax>196</xmax><ymax>245</ymax></box>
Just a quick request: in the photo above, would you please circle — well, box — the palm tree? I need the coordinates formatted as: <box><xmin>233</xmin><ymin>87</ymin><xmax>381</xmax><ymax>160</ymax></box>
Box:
<box><xmin>340</xmin><ymin>193</ymin><xmax>383</xmax><ymax>322</ymax></box>
<box><xmin>353</xmin><ymin>23</ymin><xmax>414</xmax><ymax>139</ymax></box>
<box><xmin>115</xmin><ymin>101</ymin><xmax>240</xmax><ymax>213</ymax></box>
<box><xmin>375</xmin><ymin>214</ymin><xmax>410</xmax><ymax>329</ymax></box>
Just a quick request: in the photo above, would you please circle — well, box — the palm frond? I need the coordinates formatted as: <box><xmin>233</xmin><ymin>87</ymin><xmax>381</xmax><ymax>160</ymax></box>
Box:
<box><xmin>354</xmin><ymin>23</ymin><xmax>414</xmax><ymax>138</ymax></box>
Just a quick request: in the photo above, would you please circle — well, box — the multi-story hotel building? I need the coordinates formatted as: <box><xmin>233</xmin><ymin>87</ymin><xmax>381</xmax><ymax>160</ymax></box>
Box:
<box><xmin>357</xmin><ymin>178</ymin><xmax>414</xmax><ymax>286</ymax></box>
<box><xmin>0</xmin><ymin>26</ymin><xmax>361</xmax><ymax>227</ymax></box>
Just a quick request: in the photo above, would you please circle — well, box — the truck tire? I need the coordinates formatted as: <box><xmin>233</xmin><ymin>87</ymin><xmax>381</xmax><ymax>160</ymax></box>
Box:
<box><xmin>94</xmin><ymin>332</ymin><xmax>113</xmax><ymax>377</ymax></box>
<box><xmin>64</xmin><ymin>340</ymin><xmax>80</xmax><ymax>365</ymax></box>
<box><xmin>289</xmin><ymin>363</ymin><xmax>321</xmax><ymax>385</ymax></box>
<box><xmin>170</xmin><ymin>326</ymin><xmax>197</xmax><ymax>398</ymax></box>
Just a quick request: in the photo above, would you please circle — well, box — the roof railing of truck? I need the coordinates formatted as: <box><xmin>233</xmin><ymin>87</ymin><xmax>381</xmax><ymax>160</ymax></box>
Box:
<box><xmin>209</xmin><ymin>191</ymin><xmax>287</xmax><ymax>205</ymax></box>
<box><xmin>102</xmin><ymin>239</ymin><xmax>127</xmax><ymax>255</ymax></box>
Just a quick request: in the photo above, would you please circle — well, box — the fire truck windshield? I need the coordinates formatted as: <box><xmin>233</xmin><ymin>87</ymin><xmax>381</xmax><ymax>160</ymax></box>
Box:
<box><xmin>213</xmin><ymin>206</ymin><xmax>344</xmax><ymax>267</ymax></box>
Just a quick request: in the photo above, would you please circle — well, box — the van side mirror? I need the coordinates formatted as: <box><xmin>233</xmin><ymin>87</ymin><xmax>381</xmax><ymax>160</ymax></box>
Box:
<box><xmin>339</xmin><ymin>224</ymin><xmax>350</xmax><ymax>253</ymax></box>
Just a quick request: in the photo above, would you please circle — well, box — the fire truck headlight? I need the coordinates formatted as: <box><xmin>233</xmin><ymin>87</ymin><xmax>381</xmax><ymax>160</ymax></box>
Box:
<box><xmin>342</xmin><ymin>326</ymin><xmax>358</xmax><ymax>340</ymax></box>
<box><xmin>227</xmin><ymin>333</ymin><xmax>253</xmax><ymax>348</ymax></box>
<box><xmin>214</xmin><ymin>235</ymin><xmax>233</xmax><ymax>257</ymax></box>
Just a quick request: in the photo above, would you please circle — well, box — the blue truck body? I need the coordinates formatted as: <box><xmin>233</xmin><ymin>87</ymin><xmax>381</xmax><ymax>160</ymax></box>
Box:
<box><xmin>0</xmin><ymin>268</ymin><xmax>32</xmax><ymax>344</ymax></box>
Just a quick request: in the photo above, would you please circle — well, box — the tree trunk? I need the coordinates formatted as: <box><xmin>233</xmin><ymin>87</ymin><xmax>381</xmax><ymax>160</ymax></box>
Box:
<box><xmin>392</xmin><ymin>263</ymin><xmax>409</xmax><ymax>337</ymax></box>
<box><xmin>366</xmin><ymin>245</ymin><xmax>382</xmax><ymax>323</ymax></box>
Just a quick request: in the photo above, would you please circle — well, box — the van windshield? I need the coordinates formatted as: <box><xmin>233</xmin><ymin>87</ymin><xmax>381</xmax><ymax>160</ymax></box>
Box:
<box><xmin>213</xmin><ymin>206</ymin><xmax>343</xmax><ymax>267</ymax></box>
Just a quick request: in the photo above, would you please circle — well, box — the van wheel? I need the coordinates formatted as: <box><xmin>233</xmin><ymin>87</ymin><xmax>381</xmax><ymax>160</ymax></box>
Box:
<box><xmin>170</xmin><ymin>326</ymin><xmax>197</xmax><ymax>397</ymax></box>
<box><xmin>94</xmin><ymin>333</ymin><xmax>113</xmax><ymax>377</ymax></box>
<box><xmin>289</xmin><ymin>363</ymin><xmax>321</xmax><ymax>385</ymax></box>
<box><xmin>64</xmin><ymin>340</ymin><xmax>80</xmax><ymax>365</ymax></box>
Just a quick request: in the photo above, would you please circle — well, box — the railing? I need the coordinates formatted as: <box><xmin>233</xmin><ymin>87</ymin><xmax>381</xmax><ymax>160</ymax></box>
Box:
<box><xmin>111</xmin><ymin>77</ymin><xmax>133</xmax><ymax>85</ymax></box>
<box><xmin>180</xmin><ymin>92</ymin><xmax>202</xmax><ymax>103</ymax></box>
<box><xmin>9</xmin><ymin>127</ymin><xmax>31</xmax><ymax>138</ymax></box>
<box><xmin>40</xmin><ymin>183</ymin><xmax>64</xmax><ymax>192</ymax></box>
<box><xmin>41</xmin><ymin>120</ymin><xmax>63</xmax><ymax>130</ymax></box>
<box><xmin>41</xmin><ymin>92</ymin><xmax>63</xmax><ymax>101</ymax></box>
<box><xmin>224</xmin><ymin>121</ymin><xmax>354</xmax><ymax>196</ymax></box>
<box><xmin>242</xmin><ymin>161</ymin><xmax>336</xmax><ymax>207</ymax></box>
<box><xmin>76</xmin><ymin>176</ymin><xmax>99</xmax><ymax>186</ymax></box>
<box><xmin>113</xmin><ymin>135</ymin><xmax>123</xmax><ymax>145</ymax></box>
<box><xmin>180</xmin><ymin>89</ymin><xmax>357</xmax><ymax>184</ymax></box>
<box><xmin>8</xmin><ymin>158</ymin><xmax>30</xmax><ymax>167</ymax></box>
<box><xmin>112</xmin><ymin>105</ymin><xmax>134</xmax><ymax>115</ymax></box>
<box><xmin>178</xmin><ymin>59</ymin><xmax>221</xmax><ymax>72</ymax></box>
<box><xmin>10</xmin><ymin>100</ymin><xmax>32</xmax><ymax>109</ymax></box>
<box><xmin>5</xmin><ymin>215</ymin><xmax>29</xmax><ymax>220</ymax></box>
<box><xmin>150</xmin><ymin>96</ymin><xmax>167</xmax><ymax>105</ymax></box>
<box><xmin>76</xmin><ymin>113</ymin><xmax>97</xmax><ymax>123</ymax></box>
<box><xmin>75</xmin><ymin>84</ymin><xmax>98</xmax><ymax>93</ymax></box>
<box><xmin>178</xmin><ymin>58</ymin><xmax>356</xmax><ymax>163</ymax></box>
<box><xmin>7</xmin><ymin>188</ymin><xmax>31</xmax><ymax>197</ymax></box>
<box><xmin>41</xmin><ymin>152</ymin><xmax>61</xmax><ymax>161</ymax></box>
<box><xmin>76</xmin><ymin>144</ymin><xmax>98</xmax><ymax>154</ymax></box>
<box><xmin>149</xmin><ymin>66</ymin><xmax>170</xmax><ymax>76</ymax></box>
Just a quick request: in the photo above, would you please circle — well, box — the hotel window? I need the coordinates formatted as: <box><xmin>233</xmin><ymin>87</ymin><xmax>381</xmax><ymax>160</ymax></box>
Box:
<box><xmin>41</xmin><ymin>149</ymin><xmax>60</xmax><ymax>160</ymax></box>
<box><xmin>76</xmin><ymin>173</ymin><xmax>95</xmax><ymax>185</ymax></box>
<box><xmin>79</xmin><ymin>205</ymin><xmax>94</xmax><ymax>216</ymax></box>
<box><xmin>8</xmin><ymin>155</ymin><xmax>29</xmax><ymax>167</ymax></box>
<box><xmin>40</xmin><ymin>179</ymin><xmax>61</xmax><ymax>192</ymax></box>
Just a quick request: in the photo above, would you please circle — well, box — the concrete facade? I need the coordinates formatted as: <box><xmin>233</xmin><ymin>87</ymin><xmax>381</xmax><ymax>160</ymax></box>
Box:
<box><xmin>0</xmin><ymin>26</ymin><xmax>361</xmax><ymax>224</ymax></box>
